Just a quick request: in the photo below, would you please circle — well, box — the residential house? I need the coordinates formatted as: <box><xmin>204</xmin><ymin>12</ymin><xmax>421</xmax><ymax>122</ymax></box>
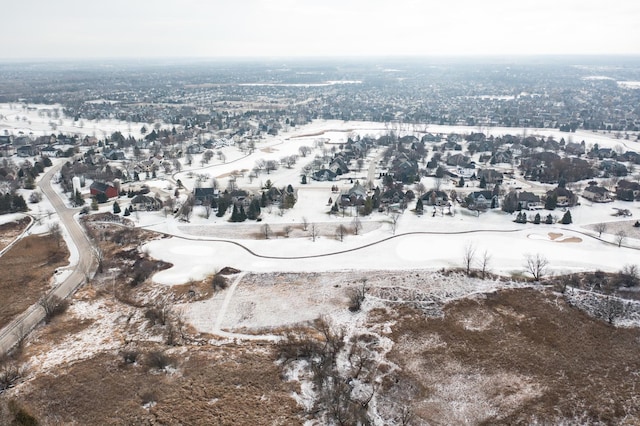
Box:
<box><xmin>421</xmin><ymin>190</ymin><xmax>448</xmax><ymax>206</ymax></box>
<box><xmin>518</xmin><ymin>191</ymin><xmax>543</xmax><ymax>210</ymax></box>
<box><xmin>489</xmin><ymin>150</ymin><xmax>512</xmax><ymax>164</ymax></box>
<box><xmin>347</xmin><ymin>181</ymin><xmax>367</xmax><ymax>200</ymax></box>
<box><xmin>130</xmin><ymin>194</ymin><xmax>162</xmax><ymax>211</ymax></box>
<box><xmin>446</xmin><ymin>153</ymin><xmax>471</xmax><ymax>167</ymax></box>
<box><xmin>392</xmin><ymin>157</ymin><xmax>419</xmax><ymax>183</ymax></box>
<box><xmin>104</xmin><ymin>149</ymin><xmax>126</xmax><ymax>161</ymax></box>
<box><xmin>40</xmin><ymin>145</ymin><xmax>59</xmax><ymax>157</ymax></box>
<box><xmin>616</xmin><ymin>180</ymin><xmax>640</xmax><ymax>201</ymax></box>
<box><xmin>421</xmin><ymin>133</ymin><xmax>441</xmax><ymax>143</ymax></box>
<box><xmin>193</xmin><ymin>187</ymin><xmax>219</xmax><ymax>205</ymax></box>
<box><xmin>477</xmin><ymin>169</ymin><xmax>504</xmax><ymax>185</ymax></box>
<box><xmin>328</xmin><ymin>157</ymin><xmax>350</xmax><ymax>175</ymax></box>
<box><xmin>312</xmin><ymin>169</ymin><xmax>337</xmax><ymax>181</ymax></box>
<box><xmin>565</xmin><ymin>142</ymin><xmax>586</xmax><ymax>156</ymax></box>
<box><xmin>621</xmin><ymin>151</ymin><xmax>640</xmax><ymax>164</ymax></box>
<box><xmin>468</xmin><ymin>191</ymin><xmax>498</xmax><ymax>209</ymax></box>
<box><xmin>546</xmin><ymin>186</ymin><xmax>576</xmax><ymax>207</ymax></box>
<box><xmin>599</xmin><ymin>160</ymin><xmax>628</xmax><ymax>177</ymax></box>
<box><xmin>17</xmin><ymin>145</ymin><xmax>36</xmax><ymax>157</ymax></box>
<box><xmin>582</xmin><ymin>185</ymin><xmax>612</xmax><ymax>203</ymax></box>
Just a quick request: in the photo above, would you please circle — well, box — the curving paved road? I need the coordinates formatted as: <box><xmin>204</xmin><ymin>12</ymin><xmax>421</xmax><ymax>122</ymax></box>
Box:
<box><xmin>0</xmin><ymin>162</ymin><xmax>97</xmax><ymax>355</ymax></box>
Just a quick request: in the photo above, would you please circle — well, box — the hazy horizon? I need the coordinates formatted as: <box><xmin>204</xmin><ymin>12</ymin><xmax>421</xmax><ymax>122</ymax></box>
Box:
<box><xmin>2</xmin><ymin>1</ymin><xmax>639</xmax><ymax>60</ymax></box>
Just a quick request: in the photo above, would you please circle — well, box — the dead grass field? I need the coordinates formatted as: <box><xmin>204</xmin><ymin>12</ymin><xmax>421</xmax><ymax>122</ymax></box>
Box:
<box><xmin>0</xmin><ymin>233</ymin><xmax>69</xmax><ymax>329</ymax></box>
<box><xmin>11</xmin><ymin>345</ymin><xmax>300</xmax><ymax>425</ymax></box>
<box><xmin>383</xmin><ymin>288</ymin><xmax>640</xmax><ymax>424</ymax></box>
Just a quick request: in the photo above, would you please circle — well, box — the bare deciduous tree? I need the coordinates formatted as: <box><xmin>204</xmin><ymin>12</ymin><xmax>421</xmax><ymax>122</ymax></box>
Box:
<box><xmin>336</xmin><ymin>224</ymin><xmax>348</xmax><ymax>242</ymax></box>
<box><xmin>525</xmin><ymin>253</ymin><xmax>550</xmax><ymax>281</ymax></box>
<box><xmin>282</xmin><ymin>225</ymin><xmax>292</xmax><ymax>238</ymax></box>
<box><xmin>48</xmin><ymin>222</ymin><xmax>63</xmax><ymax>248</ymax></box>
<box><xmin>298</xmin><ymin>146</ymin><xmax>312</xmax><ymax>157</ymax></box>
<box><xmin>463</xmin><ymin>242</ymin><xmax>476</xmax><ymax>276</ymax></box>
<box><xmin>39</xmin><ymin>295</ymin><xmax>68</xmax><ymax>323</ymax></box>
<box><xmin>616</xmin><ymin>230</ymin><xmax>626</xmax><ymax>248</ymax></box>
<box><xmin>262</xmin><ymin>223</ymin><xmax>272</xmax><ymax>239</ymax></box>
<box><xmin>301</xmin><ymin>216</ymin><xmax>309</xmax><ymax>231</ymax></box>
<box><xmin>352</xmin><ymin>217</ymin><xmax>362</xmax><ymax>236</ymax></box>
<box><xmin>480</xmin><ymin>249</ymin><xmax>491</xmax><ymax>279</ymax></box>
<box><xmin>310</xmin><ymin>223</ymin><xmax>319</xmax><ymax>242</ymax></box>
<box><xmin>390</xmin><ymin>212</ymin><xmax>401</xmax><ymax>235</ymax></box>
<box><xmin>595</xmin><ymin>222</ymin><xmax>607</xmax><ymax>238</ymax></box>
<box><xmin>203</xmin><ymin>200</ymin><xmax>212</xmax><ymax>219</ymax></box>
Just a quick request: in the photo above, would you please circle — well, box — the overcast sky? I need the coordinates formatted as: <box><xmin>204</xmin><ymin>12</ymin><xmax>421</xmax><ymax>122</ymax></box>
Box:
<box><xmin>2</xmin><ymin>0</ymin><xmax>639</xmax><ymax>60</ymax></box>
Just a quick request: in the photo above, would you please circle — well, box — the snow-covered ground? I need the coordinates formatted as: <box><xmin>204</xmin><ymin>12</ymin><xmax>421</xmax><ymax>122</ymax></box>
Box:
<box><xmin>2</xmin><ymin>104</ymin><xmax>639</xmax><ymax>283</ymax></box>
<box><xmin>0</xmin><ymin>103</ymin><xmax>147</xmax><ymax>140</ymax></box>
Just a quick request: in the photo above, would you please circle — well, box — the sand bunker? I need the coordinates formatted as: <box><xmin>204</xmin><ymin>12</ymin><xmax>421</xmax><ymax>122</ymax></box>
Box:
<box><xmin>528</xmin><ymin>232</ymin><xmax>582</xmax><ymax>243</ymax></box>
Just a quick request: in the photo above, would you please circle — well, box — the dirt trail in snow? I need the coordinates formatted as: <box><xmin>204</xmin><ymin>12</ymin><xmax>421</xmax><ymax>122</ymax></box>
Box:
<box><xmin>211</xmin><ymin>272</ymin><xmax>280</xmax><ymax>342</ymax></box>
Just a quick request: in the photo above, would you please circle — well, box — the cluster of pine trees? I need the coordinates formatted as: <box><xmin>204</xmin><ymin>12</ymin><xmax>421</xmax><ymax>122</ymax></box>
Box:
<box><xmin>514</xmin><ymin>210</ymin><xmax>572</xmax><ymax>224</ymax></box>
<box><xmin>0</xmin><ymin>192</ymin><xmax>27</xmax><ymax>214</ymax></box>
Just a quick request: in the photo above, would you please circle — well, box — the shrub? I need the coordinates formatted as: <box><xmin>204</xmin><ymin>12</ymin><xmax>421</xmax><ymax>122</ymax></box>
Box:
<box><xmin>211</xmin><ymin>274</ymin><xmax>228</xmax><ymax>291</ymax></box>
<box><xmin>120</xmin><ymin>349</ymin><xmax>139</xmax><ymax>365</ymax></box>
<box><xmin>145</xmin><ymin>350</ymin><xmax>173</xmax><ymax>371</ymax></box>
<box><xmin>347</xmin><ymin>280</ymin><xmax>367</xmax><ymax>312</ymax></box>
<box><xmin>0</xmin><ymin>363</ymin><xmax>24</xmax><ymax>392</ymax></box>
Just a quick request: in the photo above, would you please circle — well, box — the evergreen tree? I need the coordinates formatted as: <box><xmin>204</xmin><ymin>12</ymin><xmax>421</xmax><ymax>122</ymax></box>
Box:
<box><xmin>363</xmin><ymin>196</ymin><xmax>374</xmax><ymax>216</ymax></box>
<box><xmin>283</xmin><ymin>192</ymin><xmax>296</xmax><ymax>209</ymax></box>
<box><xmin>545</xmin><ymin>194</ymin><xmax>557</xmax><ymax>210</ymax></box>
<box><xmin>331</xmin><ymin>202</ymin><xmax>339</xmax><ymax>214</ymax></box>
<box><xmin>561</xmin><ymin>210</ymin><xmax>572</xmax><ymax>224</ymax></box>
<box><xmin>74</xmin><ymin>190</ymin><xmax>85</xmax><ymax>206</ymax></box>
<box><xmin>12</xmin><ymin>194</ymin><xmax>27</xmax><ymax>212</ymax></box>
<box><xmin>545</xmin><ymin>214</ymin><xmax>554</xmax><ymax>224</ymax></box>
<box><xmin>124</xmin><ymin>207</ymin><xmax>131</xmax><ymax>217</ymax></box>
<box><xmin>229</xmin><ymin>204</ymin><xmax>239</xmax><ymax>221</ymax></box>
<box><xmin>301</xmin><ymin>175</ymin><xmax>307</xmax><ymax>184</ymax></box>
<box><xmin>113</xmin><ymin>201</ymin><xmax>121</xmax><ymax>214</ymax></box>
<box><xmin>96</xmin><ymin>192</ymin><xmax>108</xmax><ymax>204</ymax></box>
<box><xmin>230</xmin><ymin>203</ymin><xmax>246</xmax><ymax>222</ymax></box>
<box><xmin>24</xmin><ymin>175</ymin><xmax>35</xmax><ymax>190</ymax></box>
<box><xmin>502</xmin><ymin>191</ymin><xmax>518</xmax><ymax>213</ymax></box>
<box><xmin>216</xmin><ymin>197</ymin><xmax>229</xmax><ymax>217</ymax></box>
<box><xmin>247</xmin><ymin>198</ymin><xmax>261</xmax><ymax>220</ymax></box>
<box><xmin>260</xmin><ymin>191</ymin><xmax>268</xmax><ymax>208</ymax></box>
<box><xmin>534</xmin><ymin>213</ymin><xmax>541</xmax><ymax>224</ymax></box>
<box><xmin>458</xmin><ymin>176</ymin><xmax>465</xmax><ymax>187</ymax></box>
<box><xmin>479</xmin><ymin>176</ymin><xmax>487</xmax><ymax>189</ymax></box>
<box><xmin>0</xmin><ymin>193</ymin><xmax>12</xmax><ymax>213</ymax></box>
